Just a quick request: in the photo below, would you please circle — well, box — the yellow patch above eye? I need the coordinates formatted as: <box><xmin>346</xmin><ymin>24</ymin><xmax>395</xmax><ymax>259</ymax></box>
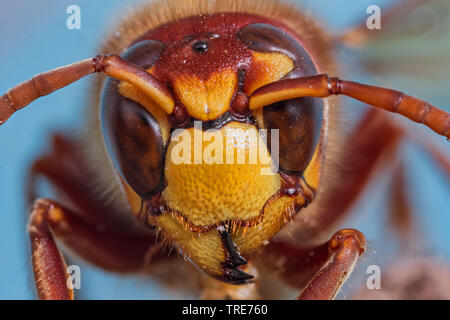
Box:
<box><xmin>118</xmin><ymin>80</ymin><xmax>170</xmax><ymax>143</ymax></box>
<box><xmin>245</xmin><ymin>51</ymin><xmax>294</xmax><ymax>96</ymax></box>
<box><xmin>173</xmin><ymin>70</ymin><xmax>237</xmax><ymax>121</ymax></box>
<box><xmin>303</xmin><ymin>144</ymin><xmax>322</xmax><ymax>191</ymax></box>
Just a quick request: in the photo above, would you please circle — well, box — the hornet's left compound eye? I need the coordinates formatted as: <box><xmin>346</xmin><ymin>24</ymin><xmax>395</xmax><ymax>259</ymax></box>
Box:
<box><xmin>100</xmin><ymin>40</ymin><xmax>166</xmax><ymax>198</ymax></box>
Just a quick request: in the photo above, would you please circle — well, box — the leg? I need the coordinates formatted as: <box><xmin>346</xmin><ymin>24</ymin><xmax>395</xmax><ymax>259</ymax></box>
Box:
<box><xmin>26</xmin><ymin>134</ymin><xmax>172</xmax><ymax>271</ymax></box>
<box><xmin>30</xmin><ymin>199</ymin><xmax>73</xmax><ymax>300</ymax></box>
<box><xmin>314</xmin><ymin>109</ymin><xmax>402</xmax><ymax>234</ymax></box>
<box><xmin>386</xmin><ymin>136</ymin><xmax>450</xmax><ymax>244</ymax></box>
<box><xmin>388</xmin><ymin>163</ymin><xmax>415</xmax><ymax>242</ymax></box>
<box><xmin>262</xmin><ymin>112</ymin><xmax>445</xmax><ymax>295</ymax></box>
<box><xmin>261</xmin><ymin>229</ymin><xmax>365</xmax><ymax>300</ymax></box>
<box><xmin>286</xmin><ymin>109</ymin><xmax>403</xmax><ymax>243</ymax></box>
<box><xmin>413</xmin><ymin>136</ymin><xmax>450</xmax><ymax>179</ymax></box>
<box><xmin>297</xmin><ymin>229</ymin><xmax>366</xmax><ymax>300</ymax></box>
<box><xmin>25</xmin><ymin>134</ymin><xmax>174</xmax><ymax>299</ymax></box>
<box><xmin>29</xmin><ymin>198</ymin><xmax>163</xmax><ymax>299</ymax></box>
<box><xmin>306</xmin><ymin>109</ymin><xmax>447</xmax><ymax>242</ymax></box>
<box><xmin>27</xmin><ymin>133</ymin><xmax>122</xmax><ymax>226</ymax></box>
<box><xmin>257</xmin><ymin>110</ymin><xmax>399</xmax><ymax>292</ymax></box>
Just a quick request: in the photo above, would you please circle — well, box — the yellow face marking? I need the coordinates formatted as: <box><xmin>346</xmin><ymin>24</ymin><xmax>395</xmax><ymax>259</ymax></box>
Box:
<box><xmin>154</xmin><ymin>183</ymin><xmax>307</xmax><ymax>279</ymax></box>
<box><xmin>162</xmin><ymin>122</ymin><xmax>280</xmax><ymax>227</ymax></box>
<box><xmin>245</xmin><ymin>51</ymin><xmax>294</xmax><ymax>96</ymax></box>
<box><xmin>234</xmin><ymin>193</ymin><xmax>307</xmax><ymax>254</ymax></box>
<box><xmin>303</xmin><ymin>144</ymin><xmax>322</xmax><ymax>190</ymax></box>
<box><xmin>157</xmin><ymin>214</ymin><xmax>226</xmax><ymax>275</ymax></box>
<box><xmin>173</xmin><ymin>70</ymin><xmax>237</xmax><ymax>121</ymax></box>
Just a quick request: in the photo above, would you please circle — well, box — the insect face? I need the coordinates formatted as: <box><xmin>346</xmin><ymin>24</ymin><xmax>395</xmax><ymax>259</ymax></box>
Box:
<box><xmin>100</xmin><ymin>13</ymin><xmax>325</xmax><ymax>282</ymax></box>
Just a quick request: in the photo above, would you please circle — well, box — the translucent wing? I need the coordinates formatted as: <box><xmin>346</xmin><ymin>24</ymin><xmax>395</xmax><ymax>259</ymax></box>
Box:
<box><xmin>341</xmin><ymin>0</ymin><xmax>450</xmax><ymax>108</ymax></box>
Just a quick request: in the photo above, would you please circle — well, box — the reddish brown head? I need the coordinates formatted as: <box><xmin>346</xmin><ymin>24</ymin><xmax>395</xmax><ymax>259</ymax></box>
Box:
<box><xmin>100</xmin><ymin>11</ymin><xmax>326</xmax><ymax>283</ymax></box>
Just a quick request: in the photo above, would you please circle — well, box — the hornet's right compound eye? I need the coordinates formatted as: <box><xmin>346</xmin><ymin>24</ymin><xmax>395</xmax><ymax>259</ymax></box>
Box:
<box><xmin>239</xmin><ymin>23</ymin><xmax>323</xmax><ymax>175</ymax></box>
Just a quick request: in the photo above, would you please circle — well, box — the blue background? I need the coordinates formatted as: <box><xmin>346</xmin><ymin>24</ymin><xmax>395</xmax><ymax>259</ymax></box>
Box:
<box><xmin>0</xmin><ymin>0</ymin><xmax>449</xmax><ymax>299</ymax></box>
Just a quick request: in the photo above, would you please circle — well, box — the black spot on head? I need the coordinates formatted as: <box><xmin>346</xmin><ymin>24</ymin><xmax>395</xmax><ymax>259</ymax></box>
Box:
<box><xmin>193</xmin><ymin>41</ymin><xmax>209</xmax><ymax>53</ymax></box>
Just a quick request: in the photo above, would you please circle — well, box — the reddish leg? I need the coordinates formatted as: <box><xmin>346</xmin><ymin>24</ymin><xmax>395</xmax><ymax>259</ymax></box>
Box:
<box><xmin>31</xmin><ymin>197</ymin><xmax>162</xmax><ymax>272</ymax></box>
<box><xmin>386</xmin><ymin>138</ymin><xmax>450</xmax><ymax>243</ymax></box>
<box><xmin>261</xmin><ymin>229</ymin><xmax>365</xmax><ymax>300</ymax></box>
<box><xmin>264</xmin><ymin>109</ymin><xmax>447</xmax><ymax>292</ymax></box>
<box><xmin>297</xmin><ymin>229</ymin><xmax>366</xmax><ymax>300</ymax></box>
<box><xmin>29</xmin><ymin>198</ymin><xmax>166</xmax><ymax>299</ymax></box>
<box><xmin>28</xmin><ymin>207</ymin><xmax>166</xmax><ymax>301</ymax></box>
<box><xmin>313</xmin><ymin>110</ymin><xmax>403</xmax><ymax>234</ymax></box>
<box><xmin>27</xmin><ymin>134</ymin><xmax>124</xmax><ymax>227</ymax></box>
<box><xmin>27</xmin><ymin>134</ymin><xmax>173</xmax><ymax>271</ymax></box>
<box><xmin>388</xmin><ymin>163</ymin><xmax>415</xmax><ymax>242</ymax></box>
<box><xmin>30</xmin><ymin>199</ymin><xmax>73</xmax><ymax>300</ymax></box>
<box><xmin>25</xmin><ymin>134</ymin><xmax>174</xmax><ymax>299</ymax></box>
<box><xmin>414</xmin><ymin>137</ymin><xmax>450</xmax><ymax>179</ymax></box>
<box><xmin>288</xmin><ymin>109</ymin><xmax>403</xmax><ymax>243</ymax></box>
<box><xmin>257</xmin><ymin>110</ymin><xmax>400</xmax><ymax>293</ymax></box>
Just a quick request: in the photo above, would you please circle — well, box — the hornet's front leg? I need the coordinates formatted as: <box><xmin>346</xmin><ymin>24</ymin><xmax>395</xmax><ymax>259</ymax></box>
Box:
<box><xmin>298</xmin><ymin>229</ymin><xmax>366</xmax><ymax>300</ymax></box>
<box><xmin>261</xmin><ymin>228</ymin><xmax>366</xmax><ymax>299</ymax></box>
<box><xmin>29</xmin><ymin>199</ymin><xmax>76</xmax><ymax>300</ymax></box>
<box><xmin>28</xmin><ymin>198</ymin><xmax>162</xmax><ymax>300</ymax></box>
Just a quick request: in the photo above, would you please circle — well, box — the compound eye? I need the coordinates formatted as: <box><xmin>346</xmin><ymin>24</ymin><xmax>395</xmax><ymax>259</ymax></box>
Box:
<box><xmin>263</xmin><ymin>98</ymin><xmax>322</xmax><ymax>175</ymax></box>
<box><xmin>121</xmin><ymin>39</ymin><xmax>166</xmax><ymax>68</ymax></box>
<box><xmin>239</xmin><ymin>23</ymin><xmax>323</xmax><ymax>175</ymax></box>
<box><xmin>102</xmin><ymin>97</ymin><xmax>164</xmax><ymax>198</ymax></box>
<box><xmin>100</xmin><ymin>39</ymin><xmax>166</xmax><ymax>198</ymax></box>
